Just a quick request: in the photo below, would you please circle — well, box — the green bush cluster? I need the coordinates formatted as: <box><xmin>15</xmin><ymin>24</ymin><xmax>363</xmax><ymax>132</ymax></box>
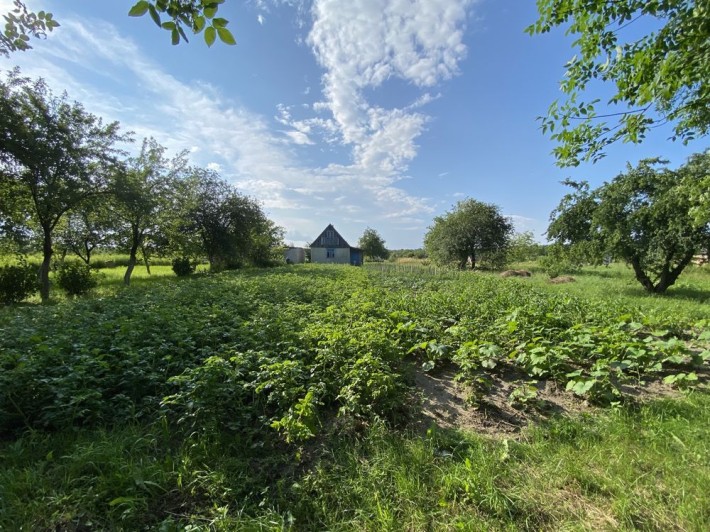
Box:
<box><xmin>0</xmin><ymin>258</ymin><xmax>38</xmax><ymax>304</ymax></box>
<box><xmin>56</xmin><ymin>261</ymin><xmax>98</xmax><ymax>296</ymax></box>
<box><xmin>171</xmin><ymin>256</ymin><xmax>195</xmax><ymax>276</ymax></box>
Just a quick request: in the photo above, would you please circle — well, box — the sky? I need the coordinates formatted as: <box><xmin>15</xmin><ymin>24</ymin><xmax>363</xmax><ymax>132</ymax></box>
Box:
<box><xmin>1</xmin><ymin>0</ymin><xmax>707</xmax><ymax>249</ymax></box>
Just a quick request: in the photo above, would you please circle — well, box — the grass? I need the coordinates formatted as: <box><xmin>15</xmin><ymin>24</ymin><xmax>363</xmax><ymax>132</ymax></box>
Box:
<box><xmin>2</xmin><ymin>394</ymin><xmax>707</xmax><ymax>530</ymax></box>
<box><xmin>0</xmin><ymin>261</ymin><xmax>708</xmax><ymax>529</ymax></box>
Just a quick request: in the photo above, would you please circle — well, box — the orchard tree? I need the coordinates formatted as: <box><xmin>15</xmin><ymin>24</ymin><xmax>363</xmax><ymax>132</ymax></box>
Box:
<box><xmin>548</xmin><ymin>155</ymin><xmax>710</xmax><ymax>293</ymax></box>
<box><xmin>358</xmin><ymin>227</ymin><xmax>389</xmax><ymax>261</ymax></box>
<box><xmin>113</xmin><ymin>138</ymin><xmax>186</xmax><ymax>286</ymax></box>
<box><xmin>528</xmin><ymin>0</ymin><xmax>709</xmax><ymax>166</ymax></box>
<box><xmin>56</xmin><ymin>199</ymin><xmax>116</xmax><ymax>265</ymax></box>
<box><xmin>424</xmin><ymin>199</ymin><xmax>513</xmax><ymax>270</ymax></box>
<box><xmin>173</xmin><ymin>169</ymin><xmax>281</xmax><ymax>270</ymax></box>
<box><xmin>0</xmin><ymin>70</ymin><xmax>126</xmax><ymax>300</ymax></box>
<box><xmin>508</xmin><ymin>231</ymin><xmax>542</xmax><ymax>263</ymax></box>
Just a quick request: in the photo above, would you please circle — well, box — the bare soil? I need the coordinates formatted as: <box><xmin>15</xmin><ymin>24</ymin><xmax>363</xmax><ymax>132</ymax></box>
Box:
<box><xmin>411</xmin><ymin>361</ymin><xmax>706</xmax><ymax>438</ymax></box>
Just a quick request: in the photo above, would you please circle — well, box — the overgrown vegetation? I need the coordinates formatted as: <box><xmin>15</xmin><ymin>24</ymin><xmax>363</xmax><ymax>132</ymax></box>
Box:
<box><xmin>0</xmin><ymin>264</ymin><xmax>707</xmax><ymax>528</ymax></box>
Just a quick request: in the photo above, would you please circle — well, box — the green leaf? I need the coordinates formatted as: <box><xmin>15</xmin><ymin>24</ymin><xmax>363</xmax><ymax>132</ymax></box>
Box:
<box><xmin>171</xmin><ymin>28</ymin><xmax>179</xmax><ymax>45</ymax></box>
<box><xmin>193</xmin><ymin>15</ymin><xmax>206</xmax><ymax>33</ymax></box>
<box><xmin>161</xmin><ymin>21</ymin><xmax>176</xmax><ymax>31</ymax></box>
<box><xmin>217</xmin><ymin>27</ymin><xmax>236</xmax><ymax>45</ymax></box>
<box><xmin>128</xmin><ymin>1</ymin><xmax>150</xmax><ymax>17</ymax></box>
<box><xmin>204</xmin><ymin>6</ymin><xmax>218</xmax><ymax>19</ymax></box>
<box><xmin>212</xmin><ymin>17</ymin><xmax>228</xmax><ymax>28</ymax></box>
<box><xmin>147</xmin><ymin>4</ymin><xmax>161</xmax><ymax>26</ymax></box>
<box><xmin>204</xmin><ymin>26</ymin><xmax>216</xmax><ymax>47</ymax></box>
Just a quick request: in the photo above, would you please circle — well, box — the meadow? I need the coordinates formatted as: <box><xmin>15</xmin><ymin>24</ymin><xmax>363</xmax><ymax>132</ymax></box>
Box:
<box><xmin>0</xmin><ymin>262</ymin><xmax>708</xmax><ymax>530</ymax></box>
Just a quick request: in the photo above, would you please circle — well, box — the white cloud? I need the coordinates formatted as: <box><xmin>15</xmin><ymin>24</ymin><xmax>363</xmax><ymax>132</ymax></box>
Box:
<box><xmin>307</xmin><ymin>0</ymin><xmax>472</xmax><ymax>168</ymax></box>
<box><xmin>0</xmin><ymin>1</ymin><xmax>475</xmax><ymax>248</ymax></box>
<box><xmin>257</xmin><ymin>14</ymin><xmax>265</xmax><ymax>25</ymax></box>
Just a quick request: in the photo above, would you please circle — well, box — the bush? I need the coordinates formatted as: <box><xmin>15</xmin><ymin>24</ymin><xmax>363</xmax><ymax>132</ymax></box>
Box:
<box><xmin>0</xmin><ymin>258</ymin><xmax>38</xmax><ymax>304</ymax></box>
<box><xmin>56</xmin><ymin>261</ymin><xmax>98</xmax><ymax>296</ymax></box>
<box><xmin>172</xmin><ymin>257</ymin><xmax>195</xmax><ymax>277</ymax></box>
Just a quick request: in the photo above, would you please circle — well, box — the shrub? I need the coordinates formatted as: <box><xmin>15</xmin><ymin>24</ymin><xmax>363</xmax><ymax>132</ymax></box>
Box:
<box><xmin>56</xmin><ymin>261</ymin><xmax>98</xmax><ymax>296</ymax></box>
<box><xmin>0</xmin><ymin>258</ymin><xmax>38</xmax><ymax>304</ymax></box>
<box><xmin>172</xmin><ymin>257</ymin><xmax>195</xmax><ymax>277</ymax></box>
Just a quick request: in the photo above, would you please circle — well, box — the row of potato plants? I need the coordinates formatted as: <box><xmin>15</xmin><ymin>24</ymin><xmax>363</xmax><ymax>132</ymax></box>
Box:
<box><xmin>0</xmin><ymin>266</ymin><xmax>707</xmax><ymax>446</ymax></box>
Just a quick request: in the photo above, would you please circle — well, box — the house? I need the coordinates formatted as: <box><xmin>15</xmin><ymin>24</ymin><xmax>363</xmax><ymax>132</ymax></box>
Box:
<box><xmin>284</xmin><ymin>247</ymin><xmax>306</xmax><ymax>264</ymax></box>
<box><xmin>310</xmin><ymin>224</ymin><xmax>363</xmax><ymax>265</ymax></box>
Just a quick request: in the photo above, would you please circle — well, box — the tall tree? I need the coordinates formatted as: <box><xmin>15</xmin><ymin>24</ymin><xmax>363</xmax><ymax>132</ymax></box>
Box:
<box><xmin>173</xmin><ymin>169</ymin><xmax>281</xmax><ymax>271</ymax></box>
<box><xmin>528</xmin><ymin>0</ymin><xmax>709</xmax><ymax>166</ymax></box>
<box><xmin>0</xmin><ymin>70</ymin><xmax>126</xmax><ymax>300</ymax></box>
<box><xmin>548</xmin><ymin>155</ymin><xmax>710</xmax><ymax>293</ymax></box>
<box><xmin>424</xmin><ymin>199</ymin><xmax>513</xmax><ymax>270</ymax></box>
<box><xmin>358</xmin><ymin>228</ymin><xmax>389</xmax><ymax>261</ymax></box>
<box><xmin>113</xmin><ymin>138</ymin><xmax>186</xmax><ymax>286</ymax></box>
<box><xmin>56</xmin><ymin>199</ymin><xmax>116</xmax><ymax>265</ymax></box>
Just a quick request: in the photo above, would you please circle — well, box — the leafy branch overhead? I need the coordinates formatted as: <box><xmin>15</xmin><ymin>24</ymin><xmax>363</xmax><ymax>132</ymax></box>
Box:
<box><xmin>0</xmin><ymin>0</ymin><xmax>59</xmax><ymax>56</ymax></box>
<box><xmin>528</xmin><ymin>0</ymin><xmax>709</xmax><ymax>166</ymax></box>
<box><xmin>128</xmin><ymin>0</ymin><xmax>236</xmax><ymax>47</ymax></box>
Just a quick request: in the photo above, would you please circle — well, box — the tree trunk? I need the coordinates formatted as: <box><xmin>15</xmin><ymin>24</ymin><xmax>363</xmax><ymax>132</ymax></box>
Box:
<box><xmin>39</xmin><ymin>227</ymin><xmax>53</xmax><ymax>302</ymax></box>
<box><xmin>141</xmin><ymin>245</ymin><xmax>151</xmax><ymax>275</ymax></box>
<box><xmin>629</xmin><ymin>257</ymin><xmax>655</xmax><ymax>292</ymax></box>
<box><xmin>124</xmin><ymin>246</ymin><xmax>137</xmax><ymax>286</ymax></box>
<box><xmin>654</xmin><ymin>251</ymin><xmax>695</xmax><ymax>294</ymax></box>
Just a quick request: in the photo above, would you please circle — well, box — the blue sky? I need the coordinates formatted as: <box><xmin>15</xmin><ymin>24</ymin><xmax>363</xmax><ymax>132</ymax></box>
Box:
<box><xmin>1</xmin><ymin>0</ymin><xmax>706</xmax><ymax>249</ymax></box>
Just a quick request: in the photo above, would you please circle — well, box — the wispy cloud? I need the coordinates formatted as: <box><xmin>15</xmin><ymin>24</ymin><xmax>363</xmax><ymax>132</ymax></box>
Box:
<box><xmin>0</xmin><ymin>0</ymin><xmax>475</xmax><ymax>247</ymax></box>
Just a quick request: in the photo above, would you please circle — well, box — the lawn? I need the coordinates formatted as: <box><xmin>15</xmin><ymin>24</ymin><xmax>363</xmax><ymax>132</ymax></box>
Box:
<box><xmin>0</xmin><ymin>263</ymin><xmax>708</xmax><ymax>530</ymax></box>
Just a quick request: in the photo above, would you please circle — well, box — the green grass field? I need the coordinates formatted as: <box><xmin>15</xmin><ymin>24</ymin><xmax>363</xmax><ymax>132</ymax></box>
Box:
<box><xmin>1</xmin><ymin>262</ymin><xmax>708</xmax><ymax>530</ymax></box>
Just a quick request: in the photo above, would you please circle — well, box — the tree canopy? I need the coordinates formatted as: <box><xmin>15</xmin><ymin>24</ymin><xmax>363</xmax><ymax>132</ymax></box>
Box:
<box><xmin>0</xmin><ymin>69</ymin><xmax>127</xmax><ymax>300</ymax></box>
<box><xmin>358</xmin><ymin>228</ymin><xmax>389</xmax><ymax>261</ymax></box>
<box><xmin>547</xmin><ymin>153</ymin><xmax>710</xmax><ymax>293</ymax></box>
<box><xmin>528</xmin><ymin>0</ymin><xmax>709</xmax><ymax>166</ymax></box>
<box><xmin>424</xmin><ymin>199</ymin><xmax>513</xmax><ymax>270</ymax></box>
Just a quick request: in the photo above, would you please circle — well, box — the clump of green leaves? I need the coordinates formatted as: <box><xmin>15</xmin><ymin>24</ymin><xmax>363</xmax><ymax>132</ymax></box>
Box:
<box><xmin>56</xmin><ymin>261</ymin><xmax>97</xmax><ymax>297</ymax></box>
<box><xmin>0</xmin><ymin>257</ymin><xmax>37</xmax><ymax>304</ymax></box>
<box><xmin>171</xmin><ymin>256</ymin><xmax>195</xmax><ymax>277</ymax></box>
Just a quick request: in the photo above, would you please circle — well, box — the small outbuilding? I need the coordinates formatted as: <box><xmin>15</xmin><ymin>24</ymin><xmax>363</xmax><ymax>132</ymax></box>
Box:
<box><xmin>310</xmin><ymin>224</ymin><xmax>363</xmax><ymax>266</ymax></box>
<box><xmin>284</xmin><ymin>247</ymin><xmax>306</xmax><ymax>264</ymax></box>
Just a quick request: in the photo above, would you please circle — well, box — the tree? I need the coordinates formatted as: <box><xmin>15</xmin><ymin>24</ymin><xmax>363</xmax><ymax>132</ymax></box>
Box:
<box><xmin>547</xmin><ymin>155</ymin><xmax>710</xmax><ymax>293</ymax></box>
<box><xmin>0</xmin><ymin>70</ymin><xmax>126</xmax><ymax>300</ymax></box>
<box><xmin>2</xmin><ymin>1</ymin><xmax>234</xmax><ymax>52</ymax></box>
<box><xmin>508</xmin><ymin>231</ymin><xmax>542</xmax><ymax>263</ymax></box>
<box><xmin>528</xmin><ymin>0</ymin><xmax>710</xmax><ymax>167</ymax></box>
<box><xmin>358</xmin><ymin>228</ymin><xmax>389</xmax><ymax>261</ymax></box>
<box><xmin>113</xmin><ymin>138</ymin><xmax>186</xmax><ymax>286</ymax></box>
<box><xmin>172</xmin><ymin>169</ymin><xmax>282</xmax><ymax>270</ymax></box>
<box><xmin>1</xmin><ymin>1</ymin><xmax>59</xmax><ymax>56</ymax></box>
<box><xmin>56</xmin><ymin>198</ymin><xmax>116</xmax><ymax>265</ymax></box>
<box><xmin>424</xmin><ymin>199</ymin><xmax>513</xmax><ymax>270</ymax></box>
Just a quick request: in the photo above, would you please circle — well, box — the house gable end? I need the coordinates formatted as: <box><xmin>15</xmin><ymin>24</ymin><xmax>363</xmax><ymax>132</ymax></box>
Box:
<box><xmin>310</xmin><ymin>224</ymin><xmax>351</xmax><ymax>248</ymax></box>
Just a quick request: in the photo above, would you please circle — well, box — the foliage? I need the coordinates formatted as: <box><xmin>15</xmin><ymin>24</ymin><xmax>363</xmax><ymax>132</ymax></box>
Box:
<box><xmin>528</xmin><ymin>0</ymin><xmax>710</xmax><ymax>166</ymax></box>
<box><xmin>0</xmin><ymin>1</ymin><xmax>59</xmax><ymax>56</ymax></box>
<box><xmin>507</xmin><ymin>231</ymin><xmax>543</xmax><ymax>263</ymax></box>
<box><xmin>113</xmin><ymin>138</ymin><xmax>186</xmax><ymax>286</ymax></box>
<box><xmin>171</xmin><ymin>256</ymin><xmax>195</xmax><ymax>276</ymax></box>
<box><xmin>56</xmin><ymin>200</ymin><xmax>116</xmax><ymax>265</ymax></box>
<box><xmin>0</xmin><ymin>69</ymin><xmax>127</xmax><ymax>300</ymax></box>
<box><xmin>548</xmin><ymin>155</ymin><xmax>710</xmax><ymax>293</ymax></box>
<box><xmin>0</xmin><ymin>256</ymin><xmax>37</xmax><ymax>304</ymax></box>
<box><xmin>172</xmin><ymin>169</ymin><xmax>283</xmax><ymax>271</ymax></box>
<box><xmin>0</xmin><ymin>264</ymin><xmax>708</xmax><ymax>528</ymax></box>
<box><xmin>424</xmin><ymin>199</ymin><xmax>513</xmax><ymax>269</ymax></box>
<box><xmin>56</xmin><ymin>261</ymin><xmax>98</xmax><ymax>297</ymax></box>
<box><xmin>358</xmin><ymin>227</ymin><xmax>390</xmax><ymax>261</ymax></box>
<box><xmin>128</xmin><ymin>0</ymin><xmax>235</xmax><ymax>47</ymax></box>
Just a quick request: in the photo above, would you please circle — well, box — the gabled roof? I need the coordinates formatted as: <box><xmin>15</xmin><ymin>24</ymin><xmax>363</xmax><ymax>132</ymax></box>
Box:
<box><xmin>311</xmin><ymin>223</ymin><xmax>352</xmax><ymax>248</ymax></box>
